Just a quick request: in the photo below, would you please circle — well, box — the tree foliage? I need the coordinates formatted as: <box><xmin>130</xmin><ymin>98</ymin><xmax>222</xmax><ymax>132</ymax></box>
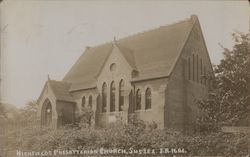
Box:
<box><xmin>6</xmin><ymin>100</ymin><xmax>39</xmax><ymax>129</ymax></box>
<box><xmin>198</xmin><ymin>32</ymin><xmax>250</xmax><ymax>128</ymax></box>
<box><xmin>19</xmin><ymin>100</ymin><xmax>39</xmax><ymax>125</ymax></box>
<box><xmin>0</xmin><ymin>102</ymin><xmax>6</xmax><ymax>119</ymax></box>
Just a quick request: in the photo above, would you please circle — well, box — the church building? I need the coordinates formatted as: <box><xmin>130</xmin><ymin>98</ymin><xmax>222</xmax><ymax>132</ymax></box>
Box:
<box><xmin>37</xmin><ymin>15</ymin><xmax>213</xmax><ymax>131</ymax></box>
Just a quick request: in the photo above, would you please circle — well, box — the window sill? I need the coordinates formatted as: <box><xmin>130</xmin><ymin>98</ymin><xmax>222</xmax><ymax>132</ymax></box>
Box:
<box><xmin>99</xmin><ymin>111</ymin><xmax>125</xmax><ymax>114</ymax></box>
<box><xmin>135</xmin><ymin>109</ymin><xmax>152</xmax><ymax>113</ymax></box>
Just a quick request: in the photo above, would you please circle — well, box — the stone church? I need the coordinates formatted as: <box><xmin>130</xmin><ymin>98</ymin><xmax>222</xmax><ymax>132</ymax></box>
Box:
<box><xmin>37</xmin><ymin>15</ymin><xmax>213</xmax><ymax>131</ymax></box>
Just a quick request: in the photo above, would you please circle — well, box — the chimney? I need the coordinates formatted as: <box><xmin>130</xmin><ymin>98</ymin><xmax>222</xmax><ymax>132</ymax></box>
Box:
<box><xmin>86</xmin><ymin>46</ymin><xmax>91</xmax><ymax>50</ymax></box>
<box><xmin>190</xmin><ymin>14</ymin><xmax>198</xmax><ymax>22</ymax></box>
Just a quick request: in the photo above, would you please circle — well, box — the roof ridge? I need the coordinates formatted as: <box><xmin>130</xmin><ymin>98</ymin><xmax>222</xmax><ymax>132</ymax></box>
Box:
<box><xmin>117</xmin><ymin>17</ymin><xmax>190</xmax><ymax>43</ymax></box>
<box><xmin>48</xmin><ymin>79</ymin><xmax>70</xmax><ymax>84</ymax></box>
<box><xmin>63</xmin><ymin>15</ymin><xmax>200</xmax><ymax>88</ymax></box>
<box><xmin>48</xmin><ymin>79</ymin><xmax>75</xmax><ymax>102</ymax></box>
<box><xmin>84</xmin><ymin>16</ymin><xmax>192</xmax><ymax>51</ymax></box>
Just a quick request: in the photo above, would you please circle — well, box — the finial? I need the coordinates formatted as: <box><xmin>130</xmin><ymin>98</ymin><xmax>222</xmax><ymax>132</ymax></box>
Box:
<box><xmin>86</xmin><ymin>46</ymin><xmax>91</xmax><ymax>50</ymax></box>
<box><xmin>47</xmin><ymin>74</ymin><xmax>50</xmax><ymax>80</ymax></box>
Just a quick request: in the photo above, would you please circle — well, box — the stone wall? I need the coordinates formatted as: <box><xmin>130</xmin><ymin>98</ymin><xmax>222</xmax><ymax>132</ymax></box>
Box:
<box><xmin>68</xmin><ymin>20</ymin><xmax>213</xmax><ymax>131</ymax></box>
<box><xmin>132</xmin><ymin>78</ymin><xmax>167</xmax><ymax>129</ymax></box>
<box><xmin>95</xmin><ymin>44</ymin><xmax>134</xmax><ymax>127</ymax></box>
<box><xmin>56</xmin><ymin>101</ymin><xmax>76</xmax><ymax>127</ymax></box>
<box><xmin>71</xmin><ymin>43</ymin><xmax>169</xmax><ymax>129</ymax></box>
<box><xmin>165</xmin><ymin>18</ymin><xmax>211</xmax><ymax>132</ymax></box>
<box><xmin>38</xmin><ymin>82</ymin><xmax>58</xmax><ymax>129</ymax></box>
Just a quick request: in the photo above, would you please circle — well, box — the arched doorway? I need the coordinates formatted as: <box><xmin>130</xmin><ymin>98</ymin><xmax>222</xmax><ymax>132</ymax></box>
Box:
<box><xmin>41</xmin><ymin>99</ymin><xmax>52</xmax><ymax>126</ymax></box>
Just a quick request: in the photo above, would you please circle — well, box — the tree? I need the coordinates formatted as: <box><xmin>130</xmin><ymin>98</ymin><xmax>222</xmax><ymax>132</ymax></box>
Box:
<box><xmin>0</xmin><ymin>102</ymin><xmax>6</xmax><ymax>119</ymax></box>
<box><xmin>12</xmin><ymin>100</ymin><xmax>39</xmax><ymax>126</ymax></box>
<box><xmin>198</xmin><ymin>32</ymin><xmax>250</xmax><ymax>129</ymax></box>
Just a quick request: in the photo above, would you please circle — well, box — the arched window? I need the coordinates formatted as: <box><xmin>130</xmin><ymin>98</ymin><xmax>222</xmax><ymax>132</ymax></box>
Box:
<box><xmin>192</xmin><ymin>54</ymin><xmax>195</xmax><ymax>81</ymax></box>
<box><xmin>110</xmin><ymin>63</ymin><xmax>117</xmax><ymax>72</ymax></box>
<box><xmin>102</xmin><ymin>83</ymin><xmax>107</xmax><ymax>112</ymax></box>
<box><xmin>196</xmin><ymin>54</ymin><xmax>199</xmax><ymax>82</ymax></box>
<box><xmin>119</xmin><ymin>80</ymin><xmax>125</xmax><ymax>111</ymax></box>
<box><xmin>81</xmin><ymin>96</ymin><xmax>86</xmax><ymax>108</ymax></box>
<box><xmin>128</xmin><ymin>90</ymin><xmax>133</xmax><ymax>113</ymax></box>
<box><xmin>145</xmin><ymin>88</ymin><xmax>151</xmax><ymax>110</ymax></box>
<box><xmin>135</xmin><ymin>89</ymin><xmax>141</xmax><ymax>110</ymax></box>
<box><xmin>110</xmin><ymin>81</ymin><xmax>116</xmax><ymax>112</ymax></box>
<box><xmin>200</xmin><ymin>58</ymin><xmax>203</xmax><ymax>84</ymax></box>
<box><xmin>89</xmin><ymin>95</ymin><xmax>92</xmax><ymax>108</ymax></box>
<box><xmin>188</xmin><ymin>57</ymin><xmax>191</xmax><ymax>80</ymax></box>
<box><xmin>204</xmin><ymin>66</ymin><xmax>207</xmax><ymax>85</ymax></box>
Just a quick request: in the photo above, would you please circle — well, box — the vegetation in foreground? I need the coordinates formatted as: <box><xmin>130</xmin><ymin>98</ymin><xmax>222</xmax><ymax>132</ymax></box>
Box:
<box><xmin>3</xmin><ymin>118</ymin><xmax>249</xmax><ymax>157</ymax></box>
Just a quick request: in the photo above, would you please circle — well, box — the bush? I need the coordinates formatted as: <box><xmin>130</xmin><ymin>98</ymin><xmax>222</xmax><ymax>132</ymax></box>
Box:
<box><xmin>3</xmin><ymin>120</ymin><xmax>249</xmax><ymax>157</ymax></box>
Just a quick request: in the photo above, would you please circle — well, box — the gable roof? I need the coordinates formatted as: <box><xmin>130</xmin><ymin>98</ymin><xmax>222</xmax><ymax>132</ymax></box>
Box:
<box><xmin>37</xmin><ymin>80</ymin><xmax>75</xmax><ymax>104</ymax></box>
<box><xmin>48</xmin><ymin>80</ymin><xmax>75</xmax><ymax>102</ymax></box>
<box><xmin>115</xmin><ymin>43</ymin><xmax>137</xmax><ymax>70</ymax></box>
<box><xmin>63</xmin><ymin>15</ymin><xmax>198</xmax><ymax>90</ymax></box>
<box><xmin>63</xmin><ymin>44</ymin><xmax>113</xmax><ymax>84</ymax></box>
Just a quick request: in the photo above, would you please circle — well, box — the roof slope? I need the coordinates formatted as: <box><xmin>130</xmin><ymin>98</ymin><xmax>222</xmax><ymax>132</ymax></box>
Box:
<box><xmin>64</xmin><ymin>44</ymin><xmax>113</xmax><ymax>83</ymax></box>
<box><xmin>115</xmin><ymin>43</ymin><xmax>137</xmax><ymax>70</ymax></box>
<box><xmin>48</xmin><ymin>80</ymin><xmax>75</xmax><ymax>102</ymax></box>
<box><xmin>63</xmin><ymin>15</ymin><xmax>197</xmax><ymax>86</ymax></box>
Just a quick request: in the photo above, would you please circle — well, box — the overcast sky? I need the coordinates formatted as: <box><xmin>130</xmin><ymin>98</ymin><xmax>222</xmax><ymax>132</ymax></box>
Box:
<box><xmin>0</xmin><ymin>1</ymin><xmax>249</xmax><ymax>107</ymax></box>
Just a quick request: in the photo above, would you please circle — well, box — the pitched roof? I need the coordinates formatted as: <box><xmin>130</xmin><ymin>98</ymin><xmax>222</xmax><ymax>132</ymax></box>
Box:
<box><xmin>63</xmin><ymin>44</ymin><xmax>113</xmax><ymax>83</ymax></box>
<box><xmin>63</xmin><ymin>15</ymin><xmax>197</xmax><ymax>90</ymax></box>
<box><xmin>115</xmin><ymin>43</ymin><xmax>137</xmax><ymax>70</ymax></box>
<box><xmin>48</xmin><ymin>80</ymin><xmax>75</xmax><ymax>102</ymax></box>
<box><xmin>68</xmin><ymin>79</ymin><xmax>96</xmax><ymax>92</ymax></box>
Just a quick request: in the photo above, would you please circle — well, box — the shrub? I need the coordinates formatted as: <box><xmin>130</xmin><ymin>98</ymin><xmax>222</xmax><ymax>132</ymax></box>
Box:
<box><xmin>3</xmin><ymin>120</ymin><xmax>249</xmax><ymax>157</ymax></box>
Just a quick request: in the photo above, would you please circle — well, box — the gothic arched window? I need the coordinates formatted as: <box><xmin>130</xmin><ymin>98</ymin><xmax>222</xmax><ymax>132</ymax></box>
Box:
<box><xmin>128</xmin><ymin>90</ymin><xmax>133</xmax><ymax>113</ymax></box>
<box><xmin>192</xmin><ymin>54</ymin><xmax>195</xmax><ymax>81</ymax></box>
<box><xmin>145</xmin><ymin>88</ymin><xmax>151</xmax><ymax>110</ymax></box>
<box><xmin>204</xmin><ymin>66</ymin><xmax>207</xmax><ymax>85</ymax></box>
<box><xmin>89</xmin><ymin>95</ymin><xmax>92</xmax><ymax>108</ymax></box>
<box><xmin>196</xmin><ymin>54</ymin><xmax>199</xmax><ymax>82</ymax></box>
<box><xmin>188</xmin><ymin>57</ymin><xmax>191</xmax><ymax>80</ymax></box>
<box><xmin>119</xmin><ymin>80</ymin><xmax>125</xmax><ymax>111</ymax></box>
<box><xmin>81</xmin><ymin>96</ymin><xmax>86</xmax><ymax>108</ymax></box>
<box><xmin>200</xmin><ymin>58</ymin><xmax>203</xmax><ymax>84</ymax></box>
<box><xmin>135</xmin><ymin>89</ymin><xmax>141</xmax><ymax>110</ymax></box>
<box><xmin>102</xmin><ymin>82</ymin><xmax>107</xmax><ymax>112</ymax></box>
<box><xmin>110</xmin><ymin>81</ymin><xmax>116</xmax><ymax>112</ymax></box>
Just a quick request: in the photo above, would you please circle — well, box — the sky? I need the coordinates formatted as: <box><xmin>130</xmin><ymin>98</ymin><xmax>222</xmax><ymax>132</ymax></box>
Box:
<box><xmin>0</xmin><ymin>1</ymin><xmax>249</xmax><ymax>108</ymax></box>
